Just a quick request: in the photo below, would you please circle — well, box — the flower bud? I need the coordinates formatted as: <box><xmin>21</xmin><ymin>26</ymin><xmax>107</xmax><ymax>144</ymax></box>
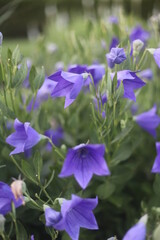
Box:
<box><xmin>11</xmin><ymin>180</ymin><xmax>26</xmax><ymax>205</ymax></box>
<box><xmin>133</xmin><ymin>39</ymin><xmax>144</xmax><ymax>57</ymax></box>
<box><xmin>0</xmin><ymin>214</ymin><xmax>5</xmax><ymax>233</ymax></box>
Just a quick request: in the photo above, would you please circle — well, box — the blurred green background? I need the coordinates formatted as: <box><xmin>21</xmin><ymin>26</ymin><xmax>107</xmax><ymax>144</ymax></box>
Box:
<box><xmin>0</xmin><ymin>0</ymin><xmax>160</xmax><ymax>38</ymax></box>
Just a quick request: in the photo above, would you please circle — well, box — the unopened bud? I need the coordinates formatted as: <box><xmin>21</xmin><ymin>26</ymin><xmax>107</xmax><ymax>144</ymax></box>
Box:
<box><xmin>11</xmin><ymin>180</ymin><xmax>26</xmax><ymax>205</ymax></box>
<box><xmin>133</xmin><ymin>39</ymin><xmax>144</xmax><ymax>57</ymax></box>
<box><xmin>0</xmin><ymin>214</ymin><xmax>5</xmax><ymax>233</ymax></box>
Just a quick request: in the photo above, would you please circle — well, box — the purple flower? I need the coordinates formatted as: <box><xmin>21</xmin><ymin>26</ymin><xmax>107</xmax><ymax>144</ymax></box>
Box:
<box><xmin>151</xmin><ymin>142</ymin><xmax>160</xmax><ymax>173</ymax></box>
<box><xmin>153</xmin><ymin>48</ymin><xmax>160</xmax><ymax>68</ymax></box>
<box><xmin>45</xmin><ymin>127</ymin><xmax>64</xmax><ymax>151</ymax></box>
<box><xmin>122</xmin><ymin>215</ymin><xmax>147</xmax><ymax>240</ymax></box>
<box><xmin>45</xmin><ymin>194</ymin><xmax>98</xmax><ymax>240</ymax></box>
<box><xmin>0</xmin><ymin>182</ymin><xmax>23</xmax><ymax>215</ymax></box>
<box><xmin>18</xmin><ymin>59</ymin><xmax>32</xmax><ymax>88</ymax></box>
<box><xmin>0</xmin><ymin>32</ymin><xmax>3</xmax><ymax>45</ymax></box>
<box><xmin>6</xmin><ymin>119</ymin><xmax>41</xmax><ymax>155</ymax></box>
<box><xmin>131</xmin><ymin>103</ymin><xmax>138</xmax><ymax>115</ymax></box>
<box><xmin>94</xmin><ymin>94</ymin><xmax>107</xmax><ymax>118</ymax></box>
<box><xmin>106</xmin><ymin>48</ymin><xmax>126</xmax><ymax>68</ymax></box>
<box><xmin>111</xmin><ymin>70</ymin><xmax>146</xmax><ymax>101</ymax></box>
<box><xmin>134</xmin><ymin>105</ymin><xmax>160</xmax><ymax>138</ymax></box>
<box><xmin>59</xmin><ymin>143</ymin><xmax>110</xmax><ymax>189</ymax></box>
<box><xmin>138</xmin><ymin>69</ymin><xmax>153</xmax><ymax>81</ymax></box>
<box><xmin>109</xmin><ymin>37</ymin><xmax>119</xmax><ymax>51</ymax></box>
<box><xmin>86</xmin><ymin>64</ymin><xmax>105</xmax><ymax>85</ymax></box>
<box><xmin>49</xmin><ymin>71</ymin><xmax>86</xmax><ymax>108</ymax></box>
<box><xmin>30</xmin><ymin>235</ymin><xmax>34</xmax><ymax>240</ymax></box>
<box><xmin>27</xmin><ymin>77</ymin><xmax>56</xmax><ymax>111</ymax></box>
<box><xmin>108</xmin><ymin>16</ymin><xmax>118</xmax><ymax>24</ymax></box>
<box><xmin>68</xmin><ymin>64</ymin><xmax>105</xmax><ymax>85</ymax></box>
<box><xmin>130</xmin><ymin>25</ymin><xmax>150</xmax><ymax>43</ymax></box>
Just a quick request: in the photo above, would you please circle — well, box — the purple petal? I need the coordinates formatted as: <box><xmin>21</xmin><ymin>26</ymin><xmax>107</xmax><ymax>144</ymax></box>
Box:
<box><xmin>123</xmin><ymin>222</ymin><xmax>146</xmax><ymax>240</ymax></box>
<box><xmin>153</xmin><ymin>48</ymin><xmax>160</xmax><ymax>68</ymax></box>
<box><xmin>151</xmin><ymin>142</ymin><xmax>160</xmax><ymax>173</ymax></box>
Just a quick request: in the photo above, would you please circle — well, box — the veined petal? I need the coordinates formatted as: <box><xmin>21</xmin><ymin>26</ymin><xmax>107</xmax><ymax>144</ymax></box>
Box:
<box><xmin>25</xmin><ymin>125</ymin><xmax>41</xmax><ymax>150</ymax></box>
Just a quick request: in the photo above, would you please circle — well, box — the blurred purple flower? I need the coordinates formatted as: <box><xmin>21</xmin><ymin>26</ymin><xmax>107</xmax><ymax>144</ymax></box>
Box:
<box><xmin>45</xmin><ymin>127</ymin><xmax>64</xmax><ymax>151</ymax></box>
<box><xmin>59</xmin><ymin>143</ymin><xmax>110</xmax><ymax>189</ymax></box>
<box><xmin>106</xmin><ymin>48</ymin><xmax>127</xmax><ymax>68</ymax></box>
<box><xmin>0</xmin><ymin>181</ymin><xmax>23</xmax><ymax>215</ymax></box>
<box><xmin>111</xmin><ymin>70</ymin><xmax>146</xmax><ymax>101</ymax></box>
<box><xmin>94</xmin><ymin>94</ymin><xmax>107</xmax><ymax>118</ymax></box>
<box><xmin>108</xmin><ymin>16</ymin><xmax>118</xmax><ymax>24</ymax></box>
<box><xmin>134</xmin><ymin>105</ymin><xmax>160</xmax><ymax>138</ymax></box>
<box><xmin>151</xmin><ymin>142</ymin><xmax>160</xmax><ymax>173</ymax></box>
<box><xmin>17</xmin><ymin>59</ymin><xmax>32</xmax><ymax>88</ymax></box>
<box><xmin>131</xmin><ymin>103</ymin><xmax>138</xmax><ymax>115</ymax></box>
<box><xmin>68</xmin><ymin>64</ymin><xmax>87</xmax><ymax>74</ymax></box>
<box><xmin>101</xmin><ymin>39</ymin><xmax>107</xmax><ymax>50</ymax></box>
<box><xmin>27</xmin><ymin>77</ymin><xmax>56</xmax><ymax>111</ymax></box>
<box><xmin>138</xmin><ymin>69</ymin><xmax>153</xmax><ymax>81</ymax></box>
<box><xmin>45</xmin><ymin>194</ymin><xmax>98</xmax><ymax>240</ymax></box>
<box><xmin>30</xmin><ymin>235</ymin><xmax>34</xmax><ymax>240</ymax></box>
<box><xmin>130</xmin><ymin>25</ymin><xmax>150</xmax><ymax>43</ymax></box>
<box><xmin>153</xmin><ymin>48</ymin><xmax>160</xmax><ymax>68</ymax></box>
<box><xmin>49</xmin><ymin>71</ymin><xmax>86</xmax><ymax>108</ymax></box>
<box><xmin>6</xmin><ymin>119</ymin><xmax>41</xmax><ymax>155</ymax></box>
<box><xmin>0</xmin><ymin>32</ymin><xmax>3</xmax><ymax>45</ymax></box>
<box><xmin>109</xmin><ymin>37</ymin><xmax>119</xmax><ymax>51</ymax></box>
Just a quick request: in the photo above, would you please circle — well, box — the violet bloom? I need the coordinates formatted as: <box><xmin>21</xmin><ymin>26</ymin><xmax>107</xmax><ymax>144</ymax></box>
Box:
<box><xmin>45</xmin><ymin>127</ymin><xmax>64</xmax><ymax>151</ymax></box>
<box><xmin>49</xmin><ymin>71</ymin><xmax>86</xmax><ymax>108</ymax></box>
<box><xmin>59</xmin><ymin>143</ymin><xmax>110</xmax><ymax>189</ymax></box>
<box><xmin>151</xmin><ymin>142</ymin><xmax>160</xmax><ymax>173</ymax></box>
<box><xmin>68</xmin><ymin>64</ymin><xmax>87</xmax><ymax>74</ymax></box>
<box><xmin>0</xmin><ymin>182</ymin><xmax>22</xmax><ymax>215</ymax></box>
<box><xmin>109</xmin><ymin>37</ymin><xmax>119</xmax><ymax>51</ymax></box>
<box><xmin>108</xmin><ymin>16</ymin><xmax>118</xmax><ymax>24</ymax></box>
<box><xmin>27</xmin><ymin>77</ymin><xmax>56</xmax><ymax>111</ymax></box>
<box><xmin>138</xmin><ymin>69</ymin><xmax>153</xmax><ymax>81</ymax></box>
<box><xmin>94</xmin><ymin>94</ymin><xmax>107</xmax><ymax>118</ymax></box>
<box><xmin>122</xmin><ymin>215</ymin><xmax>147</xmax><ymax>240</ymax></box>
<box><xmin>106</xmin><ymin>48</ymin><xmax>126</xmax><ymax>68</ymax></box>
<box><xmin>153</xmin><ymin>48</ymin><xmax>160</xmax><ymax>68</ymax></box>
<box><xmin>0</xmin><ymin>32</ymin><xmax>3</xmax><ymax>45</ymax></box>
<box><xmin>130</xmin><ymin>25</ymin><xmax>150</xmax><ymax>43</ymax></box>
<box><xmin>134</xmin><ymin>105</ymin><xmax>160</xmax><ymax>138</ymax></box>
<box><xmin>111</xmin><ymin>70</ymin><xmax>146</xmax><ymax>101</ymax></box>
<box><xmin>6</xmin><ymin>118</ymin><xmax>41</xmax><ymax>155</ymax></box>
<box><xmin>45</xmin><ymin>194</ymin><xmax>98</xmax><ymax>240</ymax></box>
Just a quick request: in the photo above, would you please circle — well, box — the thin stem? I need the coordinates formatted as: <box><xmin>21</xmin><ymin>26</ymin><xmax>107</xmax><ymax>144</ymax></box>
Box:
<box><xmin>0</xmin><ymin>233</ymin><xmax>6</xmax><ymax>240</ymax></box>
<box><xmin>10</xmin><ymin>155</ymin><xmax>24</xmax><ymax>174</ymax></box>
<box><xmin>47</xmin><ymin>138</ymin><xmax>64</xmax><ymax>160</ymax></box>
<box><xmin>136</xmin><ymin>49</ymin><xmax>147</xmax><ymax>70</ymax></box>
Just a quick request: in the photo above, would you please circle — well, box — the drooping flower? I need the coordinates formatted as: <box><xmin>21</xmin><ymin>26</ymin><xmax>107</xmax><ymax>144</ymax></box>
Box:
<box><xmin>122</xmin><ymin>214</ymin><xmax>148</xmax><ymax>240</ymax></box>
<box><xmin>106</xmin><ymin>48</ymin><xmax>126</xmax><ymax>68</ymax></box>
<box><xmin>130</xmin><ymin>25</ymin><xmax>150</xmax><ymax>43</ymax></box>
<box><xmin>49</xmin><ymin>71</ymin><xmax>87</xmax><ymax>108</ymax></box>
<box><xmin>151</xmin><ymin>142</ymin><xmax>160</xmax><ymax>173</ymax></box>
<box><xmin>134</xmin><ymin>105</ymin><xmax>160</xmax><ymax>138</ymax></box>
<box><xmin>44</xmin><ymin>194</ymin><xmax>98</xmax><ymax>240</ymax></box>
<box><xmin>109</xmin><ymin>37</ymin><xmax>119</xmax><ymax>51</ymax></box>
<box><xmin>45</xmin><ymin>127</ymin><xmax>64</xmax><ymax>151</ymax></box>
<box><xmin>138</xmin><ymin>69</ymin><xmax>153</xmax><ymax>81</ymax></box>
<box><xmin>153</xmin><ymin>48</ymin><xmax>160</xmax><ymax>68</ymax></box>
<box><xmin>110</xmin><ymin>70</ymin><xmax>146</xmax><ymax>101</ymax></box>
<box><xmin>68</xmin><ymin>64</ymin><xmax>105</xmax><ymax>85</ymax></box>
<box><xmin>0</xmin><ymin>181</ymin><xmax>23</xmax><ymax>215</ymax></box>
<box><xmin>11</xmin><ymin>180</ymin><xmax>26</xmax><ymax>205</ymax></box>
<box><xmin>30</xmin><ymin>235</ymin><xmax>34</xmax><ymax>240</ymax></box>
<box><xmin>6</xmin><ymin>118</ymin><xmax>41</xmax><ymax>155</ymax></box>
<box><xmin>27</xmin><ymin>77</ymin><xmax>56</xmax><ymax>111</ymax></box>
<box><xmin>59</xmin><ymin>143</ymin><xmax>110</xmax><ymax>189</ymax></box>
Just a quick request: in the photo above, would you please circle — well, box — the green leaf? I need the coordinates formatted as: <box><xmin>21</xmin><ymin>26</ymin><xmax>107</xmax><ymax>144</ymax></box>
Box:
<box><xmin>153</xmin><ymin>175</ymin><xmax>160</xmax><ymax>196</ymax></box>
<box><xmin>153</xmin><ymin>224</ymin><xmax>160</xmax><ymax>240</ymax></box>
<box><xmin>115</xmin><ymin>81</ymin><xmax>124</xmax><ymax>102</ymax></box>
<box><xmin>12</xmin><ymin>60</ymin><xmax>28</xmax><ymax>88</ymax></box>
<box><xmin>16</xmin><ymin>221</ymin><xmax>28</xmax><ymax>240</ymax></box>
<box><xmin>21</xmin><ymin>160</ymin><xmax>38</xmax><ymax>184</ymax></box>
<box><xmin>111</xmin><ymin>123</ymin><xmax>133</xmax><ymax>144</ymax></box>
<box><xmin>12</xmin><ymin>45</ymin><xmax>21</xmax><ymax>65</ymax></box>
<box><xmin>96</xmin><ymin>181</ymin><xmax>115</xmax><ymax>200</ymax></box>
<box><xmin>44</xmin><ymin>170</ymin><xmax>55</xmax><ymax>189</ymax></box>
<box><xmin>33</xmin><ymin>150</ymin><xmax>43</xmax><ymax>182</ymax></box>
<box><xmin>29</xmin><ymin>65</ymin><xmax>45</xmax><ymax>92</ymax></box>
<box><xmin>0</xmin><ymin>99</ymin><xmax>15</xmax><ymax>119</ymax></box>
<box><xmin>29</xmin><ymin>65</ymin><xmax>36</xmax><ymax>92</ymax></box>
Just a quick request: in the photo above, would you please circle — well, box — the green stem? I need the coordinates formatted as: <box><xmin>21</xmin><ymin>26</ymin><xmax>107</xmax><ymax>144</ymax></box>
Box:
<box><xmin>136</xmin><ymin>49</ymin><xmax>147</xmax><ymax>70</ymax></box>
<box><xmin>9</xmin><ymin>89</ymin><xmax>16</xmax><ymax>113</ymax></box>
<box><xmin>47</xmin><ymin>138</ymin><xmax>64</xmax><ymax>160</ymax></box>
<box><xmin>10</xmin><ymin>155</ymin><xmax>24</xmax><ymax>174</ymax></box>
<box><xmin>0</xmin><ymin>63</ymin><xmax>8</xmax><ymax>107</ymax></box>
<box><xmin>0</xmin><ymin>233</ymin><xmax>6</xmax><ymax>240</ymax></box>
